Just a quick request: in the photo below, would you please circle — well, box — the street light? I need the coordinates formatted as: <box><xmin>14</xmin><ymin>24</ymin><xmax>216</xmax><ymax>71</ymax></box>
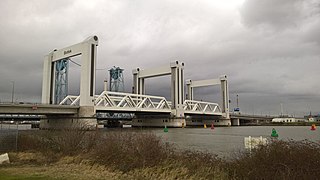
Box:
<box><xmin>11</xmin><ymin>81</ymin><xmax>15</xmax><ymax>103</ymax></box>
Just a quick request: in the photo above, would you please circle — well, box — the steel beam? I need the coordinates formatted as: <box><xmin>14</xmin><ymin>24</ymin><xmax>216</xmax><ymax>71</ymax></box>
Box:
<box><xmin>186</xmin><ymin>75</ymin><xmax>229</xmax><ymax>119</ymax></box>
<box><xmin>132</xmin><ymin>61</ymin><xmax>185</xmax><ymax>117</ymax></box>
<box><xmin>0</xmin><ymin>104</ymin><xmax>78</xmax><ymax>115</ymax></box>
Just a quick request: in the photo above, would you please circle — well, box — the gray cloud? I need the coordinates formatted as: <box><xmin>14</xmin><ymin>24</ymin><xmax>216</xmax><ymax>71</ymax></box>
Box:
<box><xmin>240</xmin><ymin>0</ymin><xmax>304</xmax><ymax>29</ymax></box>
<box><xmin>0</xmin><ymin>0</ymin><xmax>319</xmax><ymax>116</ymax></box>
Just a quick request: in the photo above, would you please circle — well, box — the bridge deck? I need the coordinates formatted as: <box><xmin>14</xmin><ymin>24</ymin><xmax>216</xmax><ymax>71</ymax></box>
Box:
<box><xmin>60</xmin><ymin>91</ymin><xmax>224</xmax><ymax>116</ymax></box>
<box><xmin>0</xmin><ymin>104</ymin><xmax>79</xmax><ymax>115</ymax></box>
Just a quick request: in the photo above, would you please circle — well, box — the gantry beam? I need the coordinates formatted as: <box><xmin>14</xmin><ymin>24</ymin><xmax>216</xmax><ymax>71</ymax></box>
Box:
<box><xmin>42</xmin><ymin>36</ymin><xmax>98</xmax><ymax>106</ymax></box>
<box><xmin>132</xmin><ymin>61</ymin><xmax>185</xmax><ymax>117</ymax></box>
<box><xmin>186</xmin><ymin>75</ymin><xmax>230</xmax><ymax>119</ymax></box>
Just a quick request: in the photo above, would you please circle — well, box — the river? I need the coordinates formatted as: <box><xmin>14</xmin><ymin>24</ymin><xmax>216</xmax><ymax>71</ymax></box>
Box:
<box><xmin>150</xmin><ymin>126</ymin><xmax>320</xmax><ymax>157</ymax></box>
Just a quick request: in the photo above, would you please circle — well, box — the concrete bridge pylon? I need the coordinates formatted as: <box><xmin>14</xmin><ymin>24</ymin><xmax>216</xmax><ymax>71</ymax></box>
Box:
<box><xmin>41</xmin><ymin>36</ymin><xmax>99</xmax><ymax>129</ymax></box>
<box><xmin>186</xmin><ymin>75</ymin><xmax>231</xmax><ymax>126</ymax></box>
<box><xmin>132</xmin><ymin>61</ymin><xmax>186</xmax><ymax>127</ymax></box>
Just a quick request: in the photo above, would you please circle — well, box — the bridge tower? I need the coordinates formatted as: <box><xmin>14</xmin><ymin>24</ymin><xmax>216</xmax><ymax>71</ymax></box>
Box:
<box><xmin>186</xmin><ymin>75</ymin><xmax>231</xmax><ymax>126</ymax></box>
<box><xmin>109</xmin><ymin>66</ymin><xmax>124</xmax><ymax>92</ymax></box>
<box><xmin>41</xmin><ymin>36</ymin><xmax>99</xmax><ymax>129</ymax></box>
<box><xmin>132</xmin><ymin>61</ymin><xmax>185</xmax><ymax>127</ymax></box>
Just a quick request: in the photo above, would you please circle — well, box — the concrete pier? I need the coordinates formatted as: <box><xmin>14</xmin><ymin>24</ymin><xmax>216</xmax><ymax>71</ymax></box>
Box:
<box><xmin>231</xmin><ymin>118</ymin><xmax>240</xmax><ymax>126</ymax></box>
<box><xmin>40</xmin><ymin>106</ymin><xmax>97</xmax><ymax>129</ymax></box>
<box><xmin>132</xmin><ymin>113</ymin><xmax>185</xmax><ymax>127</ymax></box>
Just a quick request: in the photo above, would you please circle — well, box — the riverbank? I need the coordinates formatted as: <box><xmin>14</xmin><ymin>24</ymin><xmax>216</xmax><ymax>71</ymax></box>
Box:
<box><xmin>1</xmin><ymin>129</ymin><xmax>320</xmax><ymax>179</ymax></box>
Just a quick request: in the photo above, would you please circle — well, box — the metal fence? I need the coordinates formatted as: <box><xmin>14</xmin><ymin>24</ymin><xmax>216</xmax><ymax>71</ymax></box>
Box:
<box><xmin>0</xmin><ymin>123</ymin><xmax>32</xmax><ymax>153</ymax></box>
<box><xmin>0</xmin><ymin>129</ymin><xmax>18</xmax><ymax>153</ymax></box>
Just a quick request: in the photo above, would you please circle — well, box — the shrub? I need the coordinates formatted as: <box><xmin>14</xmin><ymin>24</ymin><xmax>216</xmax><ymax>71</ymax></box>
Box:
<box><xmin>17</xmin><ymin>128</ymin><xmax>99</xmax><ymax>161</ymax></box>
<box><xmin>90</xmin><ymin>131</ymin><xmax>173</xmax><ymax>172</ymax></box>
<box><xmin>16</xmin><ymin>129</ymin><xmax>320</xmax><ymax>179</ymax></box>
<box><xmin>226</xmin><ymin>140</ymin><xmax>320</xmax><ymax>179</ymax></box>
<box><xmin>169</xmin><ymin>150</ymin><xmax>224</xmax><ymax>179</ymax></box>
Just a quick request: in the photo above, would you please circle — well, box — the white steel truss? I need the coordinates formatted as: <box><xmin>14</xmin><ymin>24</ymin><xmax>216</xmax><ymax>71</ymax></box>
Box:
<box><xmin>183</xmin><ymin>100</ymin><xmax>222</xmax><ymax>115</ymax></box>
<box><xmin>95</xmin><ymin>91</ymin><xmax>171</xmax><ymax>112</ymax></box>
<box><xmin>60</xmin><ymin>91</ymin><xmax>171</xmax><ymax>113</ymax></box>
<box><xmin>59</xmin><ymin>95</ymin><xmax>80</xmax><ymax>106</ymax></box>
<box><xmin>59</xmin><ymin>91</ymin><xmax>222</xmax><ymax>115</ymax></box>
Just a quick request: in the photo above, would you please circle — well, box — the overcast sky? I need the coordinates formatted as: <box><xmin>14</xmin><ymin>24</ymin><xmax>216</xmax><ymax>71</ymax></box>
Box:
<box><xmin>0</xmin><ymin>0</ymin><xmax>319</xmax><ymax>116</ymax></box>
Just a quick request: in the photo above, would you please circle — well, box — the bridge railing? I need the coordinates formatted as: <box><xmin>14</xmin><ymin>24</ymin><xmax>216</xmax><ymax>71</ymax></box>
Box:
<box><xmin>60</xmin><ymin>93</ymin><xmax>223</xmax><ymax>115</ymax></box>
<box><xmin>60</xmin><ymin>91</ymin><xmax>172</xmax><ymax>112</ymax></box>
<box><xmin>94</xmin><ymin>91</ymin><xmax>171</xmax><ymax>112</ymax></box>
<box><xmin>59</xmin><ymin>95</ymin><xmax>80</xmax><ymax>106</ymax></box>
<box><xmin>183</xmin><ymin>100</ymin><xmax>222</xmax><ymax>115</ymax></box>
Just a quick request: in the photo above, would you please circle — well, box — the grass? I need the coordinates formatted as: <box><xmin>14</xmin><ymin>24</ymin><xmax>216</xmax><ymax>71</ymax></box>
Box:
<box><xmin>0</xmin><ymin>172</ymin><xmax>49</xmax><ymax>180</ymax></box>
<box><xmin>225</xmin><ymin>140</ymin><xmax>320</xmax><ymax>179</ymax></box>
<box><xmin>0</xmin><ymin>162</ymin><xmax>123</xmax><ymax>180</ymax></box>
<box><xmin>1</xmin><ymin>128</ymin><xmax>320</xmax><ymax>179</ymax></box>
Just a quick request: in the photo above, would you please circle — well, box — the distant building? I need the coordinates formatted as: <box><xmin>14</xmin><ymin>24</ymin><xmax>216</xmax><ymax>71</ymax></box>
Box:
<box><xmin>304</xmin><ymin>115</ymin><xmax>320</xmax><ymax>122</ymax></box>
<box><xmin>272</xmin><ymin>117</ymin><xmax>306</xmax><ymax>123</ymax></box>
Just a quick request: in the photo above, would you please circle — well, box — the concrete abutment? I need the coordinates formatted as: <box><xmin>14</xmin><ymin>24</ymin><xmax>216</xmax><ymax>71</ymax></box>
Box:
<box><xmin>40</xmin><ymin>106</ymin><xmax>97</xmax><ymax>129</ymax></box>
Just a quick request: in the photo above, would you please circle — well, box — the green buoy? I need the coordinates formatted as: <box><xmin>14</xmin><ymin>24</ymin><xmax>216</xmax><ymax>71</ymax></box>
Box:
<box><xmin>164</xmin><ymin>125</ymin><xmax>168</xmax><ymax>133</ymax></box>
<box><xmin>271</xmin><ymin>128</ymin><xmax>278</xmax><ymax>137</ymax></box>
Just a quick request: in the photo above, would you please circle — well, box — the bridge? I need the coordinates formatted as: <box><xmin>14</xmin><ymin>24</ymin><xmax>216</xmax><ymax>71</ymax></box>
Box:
<box><xmin>60</xmin><ymin>91</ymin><xmax>222</xmax><ymax>116</ymax></box>
<box><xmin>0</xmin><ymin>35</ymin><xmax>260</xmax><ymax>129</ymax></box>
<box><xmin>0</xmin><ymin>103</ymin><xmax>78</xmax><ymax>115</ymax></box>
<box><xmin>230</xmin><ymin>113</ymin><xmax>274</xmax><ymax>125</ymax></box>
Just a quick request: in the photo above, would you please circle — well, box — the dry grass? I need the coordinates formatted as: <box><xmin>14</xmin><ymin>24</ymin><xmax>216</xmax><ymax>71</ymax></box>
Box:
<box><xmin>226</xmin><ymin>140</ymin><xmax>320</xmax><ymax>179</ymax></box>
<box><xmin>8</xmin><ymin>129</ymin><xmax>320</xmax><ymax>179</ymax></box>
<box><xmin>90</xmin><ymin>131</ymin><xmax>174</xmax><ymax>171</ymax></box>
<box><xmin>2</xmin><ymin>153</ymin><xmax>126</xmax><ymax>180</ymax></box>
<box><xmin>5</xmin><ymin>152</ymin><xmax>224</xmax><ymax>180</ymax></box>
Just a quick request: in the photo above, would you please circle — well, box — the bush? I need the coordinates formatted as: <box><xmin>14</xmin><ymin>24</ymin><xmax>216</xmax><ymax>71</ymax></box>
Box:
<box><xmin>90</xmin><ymin>131</ymin><xmax>173</xmax><ymax>172</ymax></box>
<box><xmin>168</xmin><ymin>150</ymin><xmax>224</xmax><ymax>179</ymax></box>
<box><xmin>226</xmin><ymin>140</ymin><xmax>320</xmax><ymax>179</ymax></box>
<box><xmin>17</xmin><ymin>128</ymin><xmax>99</xmax><ymax>162</ymax></box>
<box><xmin>16</xmin><ymin>129</ymin><xmax>320</xmax><ymax>179</ymax></box>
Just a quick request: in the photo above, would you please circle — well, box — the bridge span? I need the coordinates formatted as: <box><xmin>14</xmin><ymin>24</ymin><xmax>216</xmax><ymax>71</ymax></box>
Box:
<box><xmin>230</xmin><ymin>113</ymin><xmax>274</xmax><ymax>126</ymax></box>
<box><xmin>0</xmin><ymin>102</ymin><xmax>273</xmax><ymax>127</ymax></box>
<box><xmin>0</xmin><ymin>104</ymin><xmax>78</xmax><ymax>115</ymax></box>
<box><xmin>59</xmin><ymin>90</ymin><xmax>225</xmax><ymax>127</ymax></box>
<box><xmin>0</xmin><ymin>97</ymin><xmax>224</xmax><ymax>128</ymax></box>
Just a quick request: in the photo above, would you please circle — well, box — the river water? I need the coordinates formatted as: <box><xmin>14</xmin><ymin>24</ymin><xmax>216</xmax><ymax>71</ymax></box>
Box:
<box><xmin>149</xmin><ymin>126</ymin><xmax>320</xmax><ymax>158</ymax></box>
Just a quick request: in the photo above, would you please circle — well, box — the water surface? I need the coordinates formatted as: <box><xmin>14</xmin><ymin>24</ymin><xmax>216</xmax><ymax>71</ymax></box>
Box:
<box><xmin>150</xmin><ymin>126</ymin><xmax>320</xmax><ymax>157</ymax></box>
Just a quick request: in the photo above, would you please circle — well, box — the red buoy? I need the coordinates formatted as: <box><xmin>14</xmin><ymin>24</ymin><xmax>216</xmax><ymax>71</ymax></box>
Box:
<box><xmin>311</xmin><ymin>124</ymin><xmax>316</xmax><ymax>131</ymax></box>
<box><xmin>211</xmin><ymin>123</ymin><xmax>214</xmax><ymax>130</ymax></box>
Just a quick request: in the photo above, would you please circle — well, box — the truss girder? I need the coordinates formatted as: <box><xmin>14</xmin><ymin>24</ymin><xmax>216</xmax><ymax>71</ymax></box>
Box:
<box><xmin>59</xmin><ymin>92</ymin><xmax>222</xmax><ymax>115</ymax></box>
<box><xmin>183</xmin><ymin>100</ymin><xmax>222</xmax><ymax>115</ymax></box>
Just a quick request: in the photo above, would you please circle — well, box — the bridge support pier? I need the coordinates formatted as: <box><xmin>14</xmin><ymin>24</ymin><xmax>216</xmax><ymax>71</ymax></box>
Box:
<box><xmin>40</xmin><ymin>106</ymin><xmax>97</xmax><ymax>129</ymax></box>
<box><xmin>132</xmin><ymin>113</ymin><xmax>185</xmax><ymax>128</ymax></box>
<box><xmin>216</xmin><ymin>118</ymin><xmax>232</xmax><ymax>126</ymax></box>
<box><xmin>185</xmin><ymin>115</ymin><xmax>231</xmax><ymax>126</ymax></box>
<box><xmin>231</xmin><ymin>118</ymin><xmax>240</xmax><ymax>126</ymax></box>
<box><xmin>132</xmin><ymin>118</ymin><xmax>185</xmax><ymax>128</ymax></box>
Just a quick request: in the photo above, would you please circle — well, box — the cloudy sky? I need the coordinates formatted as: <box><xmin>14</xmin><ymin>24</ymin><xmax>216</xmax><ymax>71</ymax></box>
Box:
<box><xmin>0</xmin><ymin>0</ymin><xmax>319</xmax><ymax>116</ymax></box>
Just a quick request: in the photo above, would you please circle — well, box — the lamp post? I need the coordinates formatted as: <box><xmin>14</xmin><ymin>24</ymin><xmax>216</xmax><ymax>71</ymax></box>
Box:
<box><xmin>236</xmin><ymin>94</ymin><xmax>239</xmax><ymax>108</ymax></box>
<box><xmin>11</xmin><ymin>81</ymin><xmax>15</xmax><ymax>103</ymax></box>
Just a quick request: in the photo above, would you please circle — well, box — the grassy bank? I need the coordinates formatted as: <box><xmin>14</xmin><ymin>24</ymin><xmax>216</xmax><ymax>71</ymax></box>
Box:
<box><xmin>1</xmin><ymin>129</ymin><xmax>320</xmax><ymax>179</ymax></box>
